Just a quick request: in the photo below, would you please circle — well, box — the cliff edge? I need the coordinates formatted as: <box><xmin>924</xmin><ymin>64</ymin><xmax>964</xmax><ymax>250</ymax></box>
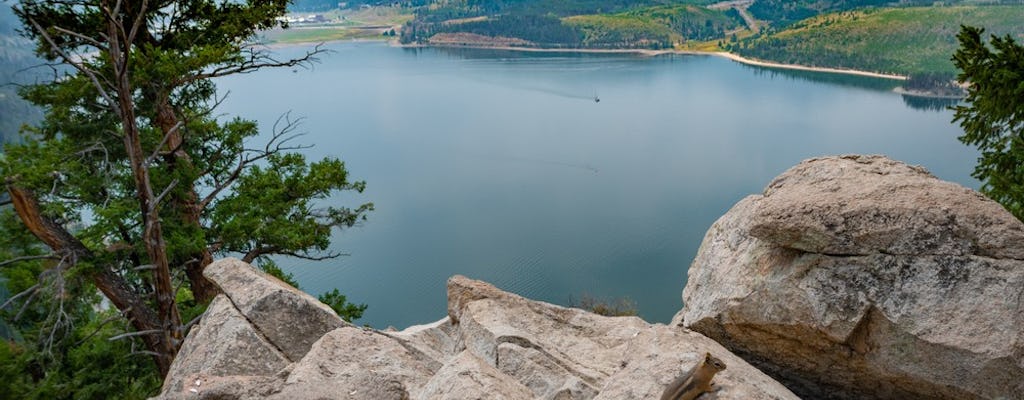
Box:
<box><xmin>154</xmin><ymin>258</ymin><xmax>796</xmax><ymax>399</ymax></box>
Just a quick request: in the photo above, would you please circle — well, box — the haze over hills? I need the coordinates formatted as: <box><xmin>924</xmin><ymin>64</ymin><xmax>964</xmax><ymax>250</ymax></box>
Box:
<box><xmin>0</xmin><ymin>5</ymin><xmax>43</xmax><ymax>143</ymax></box>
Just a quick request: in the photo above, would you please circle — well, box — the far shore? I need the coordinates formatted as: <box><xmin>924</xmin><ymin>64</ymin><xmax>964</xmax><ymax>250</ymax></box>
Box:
<box><xmin>268</xmin><ymin>37</ymin><xmax>910</xmax><ymax>81</ymax></box>
<box><xmin>398</xmin><ymin>42</ymin><xmax>909</xmax><ymax>81</ymax></box>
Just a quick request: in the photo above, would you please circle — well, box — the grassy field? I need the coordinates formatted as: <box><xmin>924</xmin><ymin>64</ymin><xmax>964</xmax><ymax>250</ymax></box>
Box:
<box><xmin>734</xmin><ymin>5</ymin><xmax>1024</xmax><ymax>75</ymax></box>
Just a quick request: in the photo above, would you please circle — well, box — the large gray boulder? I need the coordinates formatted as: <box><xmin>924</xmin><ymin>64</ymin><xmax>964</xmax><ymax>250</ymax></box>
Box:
<box><xmin>680</xmin><ymin>155</ymin><xmax>1024</xmax><ymax>400</ymax></box>
<box><xmin>155</xmin><ymin>259</ymin><xmax>798</xmax><ymax>399</ymax></box>
<box><xmin>203</xmin><ymin>257</ymin><xmax>350</xmax><ymax>361</ymax></box>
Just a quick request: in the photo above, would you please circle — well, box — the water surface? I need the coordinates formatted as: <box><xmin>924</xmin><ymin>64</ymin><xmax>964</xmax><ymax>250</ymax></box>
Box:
<box><xmin>218</xmin><ymin>43</ymin><xmax>976</xmax><ymax>329</ymax></box>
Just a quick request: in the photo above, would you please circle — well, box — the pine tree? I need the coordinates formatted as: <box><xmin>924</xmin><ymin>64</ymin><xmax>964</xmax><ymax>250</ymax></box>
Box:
<box><xmin>952</xmin><ymin>25</ymin><xmax>1024</xmax><ymax>220</ymax></box>
<box><xmin>2</xmin><ymin>0</ymin><xmax>372</xmax><ymax>376</ymax></box>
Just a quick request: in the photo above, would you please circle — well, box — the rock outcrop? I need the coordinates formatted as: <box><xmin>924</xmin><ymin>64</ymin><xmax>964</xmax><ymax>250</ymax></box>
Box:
<box><xmin>156</xmin><ymin>258</ymin><xmax>798</xmax><ymax>400</ymax></box>
<box><xmin>679</xmin><ymin>155</ymin><xmax>1024</xmax><ymax>400</ymax></box>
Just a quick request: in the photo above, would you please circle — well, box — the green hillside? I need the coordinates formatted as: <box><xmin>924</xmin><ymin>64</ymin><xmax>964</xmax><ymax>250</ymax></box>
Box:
<box><xmin>565</xmin><ymin>5</ymin><xmax>743</xmax><ymax>48</ymax></box>
<box><xmin>730</xmin><ymin>5</ymin><xmax>1024</xmax><ymax>76</ymax></box>
<box><xmin>402</xmin><ymin>0</ymin><xmax>741</xmax><ymax>48</ymax></box>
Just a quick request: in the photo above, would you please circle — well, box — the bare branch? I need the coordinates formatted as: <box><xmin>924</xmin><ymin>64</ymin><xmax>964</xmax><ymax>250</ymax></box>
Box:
<box><xmin>129</xmin><ymin>350</ymin><xmax>163</xmax><ymax>357</ymax></box>
<box><xmin>52</xmin><ymin>26</ymin><xmax>106</xmax><ymax>48</ymax></box>
<box><xmin>176</xmin><ymin>44</ymin><xmax>327</xmax><ymax>86</ymax></box>
<box><xmin>0</xmin><ymin>254</ymin><xmax>60</xmax><ymax>268</ymax></box>
<box><xmin>14</xmin><ymin>286</ymin><xmax>41</xmax><ymax>321</ymax></box>
<box><xmin>0</xmin><ymin>283</ymin><xmax>39</xmax><ymax>311</ymax></box>
<box><xmin>152</xmin><ymin>178</ymin><xmax>180</xmax><ymax>208</ymax></box>
<box><xmin>279</xmin><ymin>250</ymin><xmax>349</xmax><ymax>260</ymax></box>
<box><xmin>24</xmin><ymin>17</ymin><xmax>118</xmax><ymax>114</ymax></box>
<box><xmin>242</xmin><ymin>245</ymin><xmax>347</xmax><ymax>264</ymax></box>
<box><xmin>179</xmin><ymin>309</ymin><xmax>206</xmax><ymax>336</ymax></box>
<box><xmin>146</xmin><ymin>121</ymin><xmax>184</xmax><ymax>166</ymax></box>
<box><xmin>108</xmin><ymin>329</ymin><xmax>164</xmax><ymax>341</ymax></box>
<box><xmin>126</xmin><ymin>0</ymin><xmax>149</xmax><ymax>46</ymax></box>
<box><xmin>75</xmin><ymin>307</ymin><xmax>132</xmax><ymax>346</ymax></box>
<box><xmin>198</xmin><ymin>112</ymin><xmax>311</xmax><ymax>208</ymax></box>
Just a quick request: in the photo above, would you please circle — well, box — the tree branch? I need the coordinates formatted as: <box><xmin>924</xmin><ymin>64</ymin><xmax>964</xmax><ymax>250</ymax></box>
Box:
<box><xmin>241</xmin><ymin>246</ymin><xmax>346</xmax><ymax>264</ymax></box>
<box><xmin>278</xmin><ymin>250</ymin><xmax>348</xmax><ymax>261</ymax></box>
<box><xmin>75</xmin><ymin>307</ymin><xmax>132</xmax><ymax>346</ymax></box>
<box><xmin>176</xmin><ymin>44</ymin><xmax>327</xmax><ymax>86</ymax></box>
<box><xmin>0</xmin><ymin>283</ymin><xmax>39</xmax><ymax>311</ymax></box>
<box><xmin>146</xmin><ymin>121</ymin><xmax>183</xmax><ymax>166</ymax></box>
<box><xmin>179</xmin><ymin>310</ymin><xmax>205</xmax><ymax>336</ymax></box>
<box><xmin>0</xmin><ymin>254</ymin><xmax>60</xmax><ymax>268</ymax></box>
<box><xmin>126</xmin><ymin>0</ymin><xmax>149</xmax><ymax>46</ymax></box>
<box><xmin>24</xmin><ymin>16</ymin><xmax>118</xmax><ymax>115</ymax></box>
<box><xmin>108</xmin><ymin>329</ymin><xmax>163</xmax><ymax>341</ymax></box>
<box><xmin>152</xmin><ymin>178</ymin><xmax>179</xmax><ymax>209</ymax></box>
<box><xmin>198</xmin><ymin>112</ymin><xmax>310</xmax><ymax>209</ymax></box>
<box><xmin>52</xmin><ymin>25</ymin><xmax>107</xmax><ymax>49</ymax></box>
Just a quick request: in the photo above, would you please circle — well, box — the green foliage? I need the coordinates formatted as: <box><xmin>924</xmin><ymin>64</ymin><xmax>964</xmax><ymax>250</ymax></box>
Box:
<box><xmin>210</xmin><ymin>152</ymin><xmax>372</xmax><ymax>260</ymax></box>
<box><xmin>412</xmin><ymin>0</ymin><xmax>706</xmax><ymax>23</ymax></box>
<box><xmin>953</xmin><ymin>25</ymin><xmax>1024</xmax><ymax>220</ymax></box>
<box><xmin>406</xmin><ymin>14</ymin><xmax>585</xmax><ymax>46</ymax></box>
<box><xmin>747</xmin><ymin>0</ymin><xmax>891</xmax><ymax>27</ymax></box>
<box><xmin>256</xmin><ymin>258</ymin><xmax>300</xmax><ymax>288</ymax></box>
<box><xmin>731</xmin><ymin>6</ymin><xmax>1024</xmax><ymax>76</ymax></box>
<box><xmin>566</xmin><ymin>5</ymin><xmax>741</xmax><ymax>47</ymax></box>
<box><xmin>0</xmin><ymin>207</ymin><xmax>161</xmax><ymax>399</ymax></box>
<box><xmin>568</xmin><ymin>293</ymin><xmax>638</xmax><ymax>317</ymax></box>
<box><xmin>401</xmin><ymin>0</ymin><xmax>733</xmax><ymax>47</ymax></box>
<box><xmin>2</xmin><ymin>0</ymin><xmax>371</xmax><ymax>381</ymax></box>
<box><xmin>318</xmin><ymin>288</ymin><xmax>368</xmax><ymax>323</ymax></box>
<box><xmin>0</xmin><ymin>308</ymin><xmax>162</xmax><ymax>400</ymax></box>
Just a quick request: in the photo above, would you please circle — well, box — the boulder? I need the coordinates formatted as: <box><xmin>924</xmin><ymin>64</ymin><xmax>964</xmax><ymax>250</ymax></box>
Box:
<box><xmin>204</xmin><ymin>257</ymin><xmax>350</xmax><ymax>361</ymax></box>
<box><xmin>681</xmin><ymin>155</ymin><xmax>1024</xmax><ymax>400</ymax></box>
<box><xmin>155</xmin><ymin>261</ymin><xmax>798</xmax><ymax>399</ymax></box>
<box><xmin>159</xmin><ymin>295</ymin><xmax>289</xmax><ymax>398</ymax></box>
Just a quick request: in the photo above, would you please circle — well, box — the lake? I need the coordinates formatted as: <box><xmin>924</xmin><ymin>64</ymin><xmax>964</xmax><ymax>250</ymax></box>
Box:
<box><xmin>217</xmin><ymin>42</ymin><xmax>977</xmax><ymax>329</ymax></box>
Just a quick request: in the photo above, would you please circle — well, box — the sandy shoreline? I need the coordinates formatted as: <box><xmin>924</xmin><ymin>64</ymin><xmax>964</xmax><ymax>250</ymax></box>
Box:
<box><xmin>269</xmin><ymin>38</ymin><xmax>909</xmax><ymax>81</ymax></box>
<box><xmin>398</xmin><ymin>43</ymin><xmax>909</xmax><ymax>81</ymax></box>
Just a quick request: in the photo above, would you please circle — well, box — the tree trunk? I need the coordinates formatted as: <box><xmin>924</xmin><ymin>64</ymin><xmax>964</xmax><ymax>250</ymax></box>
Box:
<box><xmin>153</xmin><ymin>99</ymin><xmax>220</xmax><ymax>302</ymax></box>
<box><xmin>5</xmin><ymin>185</ymin><xmax>176</xmax><ymax>376</ymax></box>
<box><xmin>105</xmin><ymin>8</ymin><xmax>182</xmax><ymax>375</ymax></box>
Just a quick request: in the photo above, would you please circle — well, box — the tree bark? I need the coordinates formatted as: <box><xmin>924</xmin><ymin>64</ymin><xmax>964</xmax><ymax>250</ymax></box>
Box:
<box><xmin>153</xmin><ymin>98</ymin><xmax>220</xmax><ymax>302</ymax></box>
<box><xmin>103</xmin><ymin>4</ymin><xmax>182</xmax><ymax>374</ymax></box>
<box><xmin>5</xmin><ymin>185</ymin><xmax>175</xmax><ymax>376</ymax></box>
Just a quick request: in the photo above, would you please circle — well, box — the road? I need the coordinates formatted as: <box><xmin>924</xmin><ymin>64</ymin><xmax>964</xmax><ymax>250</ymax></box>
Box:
<box><xmin>707</xmin><ymin>0</ymin><xmax>760</xmax><ymax>33</ymax></box>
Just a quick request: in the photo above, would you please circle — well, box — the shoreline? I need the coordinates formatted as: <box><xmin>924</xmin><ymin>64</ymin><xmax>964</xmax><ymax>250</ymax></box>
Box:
<box><xmin>398</xmin><ymin>43</ymin><xmax>909</xmax><ymax>81</ymax></box>
<box><xmin>269</xmin><ymin>38</ymin><xmax>911</xmax><ymax>81</ymax></box>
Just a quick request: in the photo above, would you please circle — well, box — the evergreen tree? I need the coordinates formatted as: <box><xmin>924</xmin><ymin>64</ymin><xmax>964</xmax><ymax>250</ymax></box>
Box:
<box><xmin>1</xmin><ymin>0</ymin><xmax>372</xmax><ymax>377</ymax></box>
<box><xmin>952</xmin><ymin>25</ymin><xmax>1024</xmax><ymax>220</ymax></box>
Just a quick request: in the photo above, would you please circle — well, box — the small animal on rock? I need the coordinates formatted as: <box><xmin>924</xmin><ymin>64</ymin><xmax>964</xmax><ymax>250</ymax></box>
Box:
<box><xmin>660</xmin><ymin>352</ymin><xmax>727</xmax><ymax>400</ymax></box>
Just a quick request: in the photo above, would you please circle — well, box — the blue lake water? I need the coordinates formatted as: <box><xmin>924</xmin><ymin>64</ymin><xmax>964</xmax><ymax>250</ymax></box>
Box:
<box><xmin>217</xmin><ymin>42</ymin><xmax>977</xmax><ymax>329</ymax></box>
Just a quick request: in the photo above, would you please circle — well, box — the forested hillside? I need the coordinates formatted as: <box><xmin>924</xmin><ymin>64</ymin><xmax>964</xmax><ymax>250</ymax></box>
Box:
<box><xmin>401</xmin><ymin>0</ymin><xmax>740</xmax><ymax>48</ymax></box>
<box><xmin>747</xmin><ymin>0</ymin><xmax>894</xmax><ymax>27</ymax></box>
<box><xmin>566</xmin><ymin>5</ymin><xmax>742</xmax><ymax>48</ymax></box>
<box><xmin>731</xmin><ymin>5</ymin><xmax>1024</xmax><ymax>76</ymax></box>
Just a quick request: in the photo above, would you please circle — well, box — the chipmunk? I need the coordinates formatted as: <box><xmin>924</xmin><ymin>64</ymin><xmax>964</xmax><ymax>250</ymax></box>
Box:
<box><xmin>660</xmin><ymin>352</ymin><xmax>727</xmax><ymax>400</ymax></box>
